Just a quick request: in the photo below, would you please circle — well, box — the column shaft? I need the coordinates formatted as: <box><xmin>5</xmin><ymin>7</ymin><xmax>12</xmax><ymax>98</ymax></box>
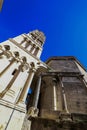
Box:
<box><xmin>29</xmin><ymin>45</ymin><xmax>35</xmax><ymax>53</ymax></box>
<box><xmin>59</xmin><ymin>78</ymin><xmax>69</xmax><ymax>113</ymax></box>
<box><xmin>16</xmin><ymin>69</ymin><xmax>35</xmax><ymax>104</ymax></box>
<box><xmin>32</xmin><ymin>76</ymin><xmax>41</xmax><ymax>108</ymax></box>
<box><xmin>0</xmin><ymin>58</ymin><xmax>15</xmax><ymax>76</ymax></box>
<box><xmin>0</xmin><ymin>69</ymin><xmax>20</xmax><ymax>98</ymax></box>
<box><xmin>33</xmin><ymin>48</ymin><xmax>39</xmax><ymax>56</ymax></box>
<box><xmin>25</xmin><ymin>43</ymin><xmax>30</xmax><ymax>49</ymax></box>
<box><xmin>53</xmin><ymin>84</ymin><xmax>57</xmax><ymax>110</ymax></box>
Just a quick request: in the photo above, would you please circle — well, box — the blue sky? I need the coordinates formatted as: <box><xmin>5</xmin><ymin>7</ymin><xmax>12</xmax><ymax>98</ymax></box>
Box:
<box><xmin>0</xmin><ymin>0</ymin><xmax>87</xmax><ymax>69</ymax></box>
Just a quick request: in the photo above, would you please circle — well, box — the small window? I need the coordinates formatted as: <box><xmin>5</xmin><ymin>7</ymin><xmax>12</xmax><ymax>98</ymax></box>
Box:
<box><xmin>14</xmin><ymin>51</ymin><xmax>19</xmax><ymax>57</ymax></box>
<box><xmin>4</xmin><ymin>45</ymin><xmax>10</xmax><ymax>50</ymax></box>
<box><xmin>30</xmin><ymin>62</ymin><xmax>35</xmax><ymax>68</ymax></box>
<box><xmin>22</xmin><ymin>56</ymin><xmax>27</xmax><ymax>63</ymax></box>
<box><xmin>12</xmin><ymin>69</ymin><xmax>17</xmax><ymax>75</ymax></box>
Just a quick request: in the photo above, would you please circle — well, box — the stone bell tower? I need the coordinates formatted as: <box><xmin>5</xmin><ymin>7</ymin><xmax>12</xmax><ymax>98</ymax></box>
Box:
<box><xmin>0</xmin><ymin>30</ymin><xmax>46</xmax><ymax>130</ymax></box>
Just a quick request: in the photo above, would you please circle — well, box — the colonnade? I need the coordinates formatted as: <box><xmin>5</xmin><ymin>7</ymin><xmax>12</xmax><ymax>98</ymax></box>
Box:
<box><xmin>0</xmin><ymin>45</ymin><xmax>36</xmax><ymax>109</ymax></box>
<box><xmin>19</xmin><ymin>35</ymin><xmax>40</xmax><ymax>57</ymax></box>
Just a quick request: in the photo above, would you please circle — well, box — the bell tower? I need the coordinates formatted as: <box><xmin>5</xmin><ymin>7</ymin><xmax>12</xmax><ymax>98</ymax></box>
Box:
<box><xmin>0</xmin><ymin>30</ymin><xmax>45</xmax><ymax>130</ymax></box>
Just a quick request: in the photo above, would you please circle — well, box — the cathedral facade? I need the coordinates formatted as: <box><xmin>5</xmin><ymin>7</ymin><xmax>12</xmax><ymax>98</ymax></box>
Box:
<box><xmin>0</xmin><ymin>30</ymin><xmax>87</xmax><ymax>130</ymax></box>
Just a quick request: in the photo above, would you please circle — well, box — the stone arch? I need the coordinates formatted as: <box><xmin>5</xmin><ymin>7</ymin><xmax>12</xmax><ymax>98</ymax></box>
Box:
<box><xmin>14</xmin><ymin>51</ymin><xmax>20</xmax><ymax>58</ymax></box>
<box><xmin>4</xmin><ymin>45</ymin><xmax>10</xmax><ymax>51</ymax></box>
<box><xmin>30</xmin><ymin>62</ymin><xmax>35</xmax><ymax>69</ymax></box>
<box><xmin>21</xmin><ymin>56</ymin><xmax>27</xmax><ymax>63</ymax></box>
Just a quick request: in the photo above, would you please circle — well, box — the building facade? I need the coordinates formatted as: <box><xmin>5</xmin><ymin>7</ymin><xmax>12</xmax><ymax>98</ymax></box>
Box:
<box><xmin>29</xmin><ymin>57</ymin><xmax>87</xmax><ymax>130</ymax></box>
<box><xmin>0</xmin><ymin>30</ymin><xmax>87</xmax><ymax>130</ymax></box>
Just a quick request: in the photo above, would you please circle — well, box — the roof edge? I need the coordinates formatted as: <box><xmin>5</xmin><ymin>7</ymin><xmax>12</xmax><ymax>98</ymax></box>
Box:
<box><xmin>45</xmin><ymin>56</ymin><xmax>87</xmax><ymax>72</ymax></box>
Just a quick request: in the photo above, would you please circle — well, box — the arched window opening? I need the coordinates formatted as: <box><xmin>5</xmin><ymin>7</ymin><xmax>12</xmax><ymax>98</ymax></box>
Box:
<box><xmin>4</xmin><ymin>45</ymin><xmax>10</xmax><ymax>51</ymax></box>
<box><xmin>30</xmin><ymin>62</ymin><xmax>35</xmax><ymax>68</ymax></box>
<box><xmin>12</xmin><ymin>69</ymin><xmax>18</xmax><ymax>75</ymax></box>
<box><xmin>14</xmin><ymin>51</ymin><xmax>19</xmax><ymax>57</ymax></box>
<box><xmin>22</xmin><ymin>56</ymin><xmax>27</xmax><ymax>63</ymax></box>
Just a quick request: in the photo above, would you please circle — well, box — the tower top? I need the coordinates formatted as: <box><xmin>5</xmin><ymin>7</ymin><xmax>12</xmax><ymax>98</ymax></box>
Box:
<box><xmin>28</xmin><ymin>30</ymin><xmax>46</xmax><ymax>46</ymax></box>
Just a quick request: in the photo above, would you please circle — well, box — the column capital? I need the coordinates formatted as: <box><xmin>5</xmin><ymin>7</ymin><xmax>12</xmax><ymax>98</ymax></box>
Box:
<box><xmin>29</xmin><ymin>68</ymin><xmax>36</xmax><ymax>73</ymax></box>
<box><xmin>4</xmin><ymin>50</ymin><xmax>13</xmax><ymax>58</ymax></box>
<box><xmin>28</xmin><ymin>107</ymin><xmax>39</xmax><ymax>118</ymax></box>
<box><xmin>52</xmin><ymin>77</ymin><xmax>57</xmax><ymax>85</ymax></box>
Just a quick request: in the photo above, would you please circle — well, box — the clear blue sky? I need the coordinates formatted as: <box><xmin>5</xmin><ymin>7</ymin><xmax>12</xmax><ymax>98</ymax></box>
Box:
<box><xmin>0</xmin><ymin>0</ymin><xmax>87</xmax><ymax>69</ymax></box>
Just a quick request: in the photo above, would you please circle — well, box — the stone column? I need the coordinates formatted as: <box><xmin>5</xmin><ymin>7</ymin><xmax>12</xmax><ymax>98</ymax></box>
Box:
<box><xmin>0</xmin><ymin>59</ymin><xmax>18</xmax><ymax>93</ymax></box>
<box><xmin>59</xmin><ymin>77</ymin><xmax>69</xmax><ymax>114</ymax></box>
<box><xmin>25</xmin><ymin>41</ymin><xmax>31</xmax><ymax>49</ymax></box>
<box><xmin>20</xmin><ymin>37</ymin><xmax>27</xmax><ymax>45</ymax></box>
<box><xmin>33</xmin><ymin>76</ymin><xmax>41</xmax><ymax>108</ymax></box>
<box><xmin>29</xmin><ymin>45</ymin><xmax>35</xmax><ymax>53</ymax></box>
<box><xmin>28</xmin><ymin>76</ymin><xmax>41</xmax><ymax>117</ymax></box>
<box><xmin>33</xmin><ymin>47</ymin><xmax>39</xmax><ymax>56</ymax></box>
<box><xmin>16</xmin><ymin>69</ymin><xmax>35</xmax><ymax>105</ymax></box>
<box><xmin>0</xmin><ymin>68</ymin><xmax>20</xmax><ymax>98</ymax></box>
<box><xmin>0</xmin><ymin>58</ymin><xmax>15</xmax><ymax>76</ymax></box>
<box><xmin>52</xmin><ymin>78</ymin><xmax>57</xmax><ymax>111</ymax></box>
